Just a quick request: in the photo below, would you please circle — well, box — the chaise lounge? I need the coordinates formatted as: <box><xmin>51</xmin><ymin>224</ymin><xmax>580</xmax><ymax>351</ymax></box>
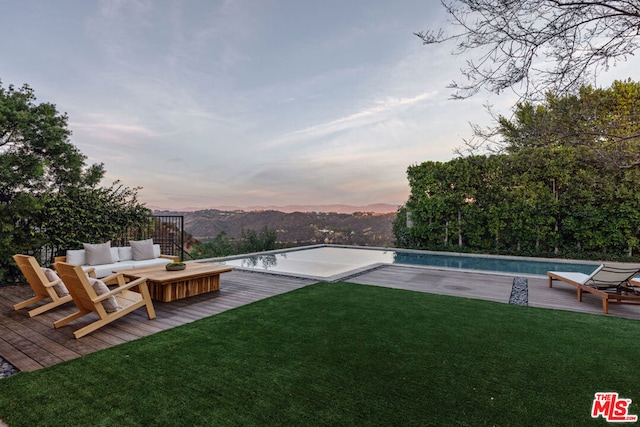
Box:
<box><xmin>547</xmin><ymin>264</ymin><xmax>640</xmax><ymax>313</ymax></box>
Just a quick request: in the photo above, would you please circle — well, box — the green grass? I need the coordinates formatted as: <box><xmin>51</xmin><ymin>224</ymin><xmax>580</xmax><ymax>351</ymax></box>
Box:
<box><xmin>1</xmin><ymin>282</ymin><xmax>639</xmax><ymax>426</ymax></box>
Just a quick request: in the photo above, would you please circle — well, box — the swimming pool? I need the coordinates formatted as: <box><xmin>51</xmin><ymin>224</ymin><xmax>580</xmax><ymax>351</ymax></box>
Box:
<box><xmin>213</xmin><ymin>245</ymin><xmax>600</xmax><ymax>280</ymax></box>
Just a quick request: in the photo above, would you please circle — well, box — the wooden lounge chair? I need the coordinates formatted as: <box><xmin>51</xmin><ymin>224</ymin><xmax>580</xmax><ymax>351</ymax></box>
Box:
<box><xmin>54</xmin><ymin>262</ymin><xmax>156</xmax><ymax>339</ymax></box>
<box><xmin>548</xmin><ymin>264</ymin><xmax>640</xmax><ymax>313</ymax></box>
<box><xmin>12</xmin><ymin>254</ymin><xmax>74</xmax><ymax>317</ymax></box>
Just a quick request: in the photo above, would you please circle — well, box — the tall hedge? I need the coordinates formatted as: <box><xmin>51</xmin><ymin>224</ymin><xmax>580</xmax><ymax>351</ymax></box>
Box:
<box><xmin>395</xmin><ymin>80</ymin><xmax>640</xmax><ymax>260</ymax></box>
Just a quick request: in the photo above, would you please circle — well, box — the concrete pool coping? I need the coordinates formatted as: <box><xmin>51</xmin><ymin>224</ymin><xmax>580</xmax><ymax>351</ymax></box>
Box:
<box><xmin>197</xmin><ymin>244</ymin><xmax>629</xmax><ymax>282</ymax></box>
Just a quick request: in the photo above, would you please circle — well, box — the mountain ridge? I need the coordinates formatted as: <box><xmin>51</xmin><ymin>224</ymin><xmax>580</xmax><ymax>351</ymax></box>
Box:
<box><xmin>153</xmin><ymin>209</ymin><xmax>397</xmax><ymax>247</ymax></box>
<box><xmin>148</xmin><ymin>203</ymin><xmax>399</xmax><ymax>214</ymax></box>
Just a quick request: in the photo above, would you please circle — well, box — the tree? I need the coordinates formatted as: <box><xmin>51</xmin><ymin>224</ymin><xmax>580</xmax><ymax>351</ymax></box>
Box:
<box><xmin>397</xmin><ymin>81</ymin><xmax>640</xmax><ymax>258</ymax></box>
<box><xmin>498</xmin><ymin>80</ymin><xmax>640</xmax><ymax>169</ymax></box>
<box><xmin>0</xmin><ymin>80</ymin><xmax>149</xmax><ymax>283</ymax></box>
<box><xmin>498</xmin><ymin>81</ymin><xmax>640</xmax><ymax>254</ymax></box>
<box><xmin>39</xmin><ymin>182</ymin><xmax>152</xmax><ymax>250</ymax></box>
<box><xmin>237</xmin><ymin>226</ymin><xmax>278</xmax><ymax>254</ymax></box>
<box><xmin>0</xmin><ymin>82</ymin><xmax>103</xmax><ymax>195</ymax></box>
<box><xmin>190</xmin><ymin>226</ymin><xmax>280</xmax><ymax>260</ymax></box>
<box><xmin>191</xmin><ymin>232</ymin><xmax>235</xmax><ymax>258</ymax></box>
<box><xmin>417</xmin><ymin>1</ymin><xmax>640</xmax><ymax>100</ymax></box>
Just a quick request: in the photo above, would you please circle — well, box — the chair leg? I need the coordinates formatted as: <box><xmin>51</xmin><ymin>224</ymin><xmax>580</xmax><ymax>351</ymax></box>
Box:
<box><xmin>138</xmin><ymin>283</ymin><xmax>156</xmax><ymax>319</ymax></box>
<box><xmin>26</xmin><ymin>295</ymin><xmax>73</xmax><ymax>317</ymax></box>
<box><xmin>53</xmin><ymin>309</ymin><xmax>90</xmax><ymax>329</ymax></box>
<box><xmin>73</xmin><ymin>319</ymin><xmax>109</xmax><ymax>339</ymax></box>
<box><xmin>13</xmin><ymin>296</ymin><xmax>44</xmax><ymax>311</ymax></box>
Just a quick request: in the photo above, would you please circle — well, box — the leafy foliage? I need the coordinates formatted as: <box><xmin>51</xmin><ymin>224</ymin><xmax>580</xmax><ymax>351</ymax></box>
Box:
<box><xmin>191</xmin><ymin>226</ymin><xmax>282</xmax><ymax>259</ymax></box>
<box><xmin>191</xmin><ymin>226</ymin><xmax>280</xmax><ymax>259</ymax></box>
<box><xmin>39</xmin><ymin>182</ymin><xmax>152</xmax><ymax>250</ymax></box>
<box><xmin>395</xmin><ymin>80</ymin><xmax>640</xmax><ymax>259</ymax></box>
<box><xmin>0</xmin><ymin>81</ymin><xmax>149</xmax><ymax>283</ymax></box>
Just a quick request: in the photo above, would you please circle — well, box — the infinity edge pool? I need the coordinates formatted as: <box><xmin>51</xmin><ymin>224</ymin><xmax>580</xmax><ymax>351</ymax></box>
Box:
<box><xmin>200</xmin><ymin>244</ymin><xmax>605</xmax><ymax>282</ymax></box>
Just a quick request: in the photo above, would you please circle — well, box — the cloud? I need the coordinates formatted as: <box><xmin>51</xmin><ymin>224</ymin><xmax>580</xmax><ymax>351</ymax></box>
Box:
<box><xmin>265</xmin><ymin>91</ymin><xmax>437</xmax><ymax>148</ymax></box>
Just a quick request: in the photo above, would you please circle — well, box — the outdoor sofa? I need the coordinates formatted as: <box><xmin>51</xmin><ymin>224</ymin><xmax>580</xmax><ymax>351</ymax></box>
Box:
<box><xmin>54</xmin><ymin>239</ymin><xmax>179</xmax><ymax>279</ymax></box>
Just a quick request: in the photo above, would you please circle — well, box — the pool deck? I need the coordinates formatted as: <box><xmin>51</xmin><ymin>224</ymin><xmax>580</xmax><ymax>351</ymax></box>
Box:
<box><xmin>2</xmin><ymin>265</ymin><xmax>640</xmax><ymax>373</ymax></box>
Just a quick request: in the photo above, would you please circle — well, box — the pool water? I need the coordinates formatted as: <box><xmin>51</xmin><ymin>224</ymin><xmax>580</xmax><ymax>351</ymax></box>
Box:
<box><xmin>392</xmin><ymin>251</ymin><xmax>597</xmax><ymax>276</ymax></box>
<box><xmin>216</xmin><ymin>246</ymin><xmax>599</xmax><ymax>280</ymax></box>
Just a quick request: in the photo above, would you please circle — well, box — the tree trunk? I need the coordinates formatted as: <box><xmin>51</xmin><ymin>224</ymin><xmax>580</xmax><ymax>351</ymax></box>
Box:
<box><xmin>444</xmin><ymin>220</ymin><xmax>449</xmax><ymax>245</ymax></box>
<box><xmin>457</xmin><ymin>208</ymin><xmax>463</xmax><ymax>246</ymax></box>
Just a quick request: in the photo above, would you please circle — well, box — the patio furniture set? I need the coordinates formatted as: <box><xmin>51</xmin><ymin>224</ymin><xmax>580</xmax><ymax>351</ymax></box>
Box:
<box><xmin>12</xmin><ymin>239</ymin><xmax>232</xmax><ymax>339</ymax></box>
<box><xmin>11</xmin><ymin>236</ymin><xmax>640</xmax><ymax>340</ymax></box>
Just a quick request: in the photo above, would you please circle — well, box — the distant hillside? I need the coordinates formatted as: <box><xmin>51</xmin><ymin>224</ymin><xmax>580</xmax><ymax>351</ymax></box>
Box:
<box><xmin>150</xmin><ymin>203</ymin><xmax>399</xmax><ymax>214</ymax></box>
<box><xmin>155</xmin><ymin>209</ymin><xmax>397</xmax><ymax>247</ymax></box>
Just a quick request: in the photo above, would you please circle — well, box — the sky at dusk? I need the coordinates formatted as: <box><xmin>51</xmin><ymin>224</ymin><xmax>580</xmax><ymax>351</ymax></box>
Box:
<box><xmin>2</xmin><ymin>1</ymin><xmax>639</xmax><ymax>211</ymax></box>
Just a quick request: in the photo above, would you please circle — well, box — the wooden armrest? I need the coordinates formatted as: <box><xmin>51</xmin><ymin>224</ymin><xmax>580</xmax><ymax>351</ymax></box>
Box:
<box><xmin>92</xmin><ymin>277</ymin><xmax>147</xmax><ymax>303</ymax></box>
<box><xmin>85</xmin><ymin>267</ymin><xmax>97</xmax><ymax>278</ymax></box>
<box><xmin>100</xmin><ymin>272</ymin><xmax>127</xmax><ymax>287</ymax></box>
<box><xmin>53</xmin><ymin>258</ymin><xmax>96</xmax><ymax>278</ymax></box>
<box><xmin>160</xmin><ymin>254</ymin><xmax>180</xmax><ymax>262</ymax></box>
<box><xmin>43</xmin><ymin>278</ymin><xmax>63</xmax><ymax>288</ymax></box>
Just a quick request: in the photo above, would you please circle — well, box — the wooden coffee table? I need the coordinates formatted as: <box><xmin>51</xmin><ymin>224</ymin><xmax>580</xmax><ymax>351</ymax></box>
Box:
<box><xmin>119</xmin><ymin>263</ymin><xmax>233</xmax><ymax>302</ymax></box>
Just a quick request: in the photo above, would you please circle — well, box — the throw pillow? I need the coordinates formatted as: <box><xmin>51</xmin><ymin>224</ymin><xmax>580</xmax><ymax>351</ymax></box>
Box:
<box><xmin>130</xmin><ymin>239</ymin><xmax>155</xmax><ymax>261</ymax></box>
<box><xmin>83</xmin><ymin>241</ymin><xmax>114</xmax><ymax>266</ymax></box>
<box><xmin>89</xmin><ymin>278</ymin><xmax>120</xmax><ymax>313</ymax></box>
<box><xmin>41</xmin><ymin>267</ymin><xmax>69</xmax><ymax>297</ymax></box>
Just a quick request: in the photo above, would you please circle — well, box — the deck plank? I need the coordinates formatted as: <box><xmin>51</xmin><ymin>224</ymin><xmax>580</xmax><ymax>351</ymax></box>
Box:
<box><xmin>3</xmin><ymin>265</ymin><xmax>640</xmax><ymax>374</ymax></box>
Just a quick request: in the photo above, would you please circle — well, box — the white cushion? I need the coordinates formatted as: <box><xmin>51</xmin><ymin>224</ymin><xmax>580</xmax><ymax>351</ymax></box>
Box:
<box><xmin>130</xmin><ymin>239</ymin><xmax>155</xmax><ymax>261</ymax></box>
<box><xmin>110</xmin><ymin>247</ymin><xmax>120</xmax><ymax>262</ymax></box>
<box><xmin>88</xmin><ymin>278</ymin><xmax>120</xmax><ymax>312</ymax></box>
<box><xmin>41</xmin><ymin>267</ymin><xmax>69</xmax><ymax>297</ymax></box>
<box><xmin>92</xmin><ymin>262</ymin><xmax>135</xmax><ymax>279</ymax></box>
<box><xmin>66</xmin><ymin>249</ymin><xmax>86</xmax><ymax>266</ymax></box>
<box><xmin>84</xmin><ymin>242</ymin><xmax>114</xmax><ymax>266</ymax></box>
<box><xmin>131</xmin><ymin>258</ymin><xmax>172</xmax><ymax>269</ymax></box>
<box><xmin>153</xmin><ymin>244</ymin><xmax>161</xmax><ymax>258</ymax></box>
<box><xmin>118</xmin><ymin>246</ymin><xmax>133</xmax><ymax>261</ymax></box>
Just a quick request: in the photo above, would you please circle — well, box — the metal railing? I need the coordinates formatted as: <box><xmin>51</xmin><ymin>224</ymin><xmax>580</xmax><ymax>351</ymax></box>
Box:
<box><xmin>6</xmin><ymin>215</ymin><xmax>187</xmax><ymax>286</ymax></box>
<box><xmin>113</xmin><ymin>215</ymin><xmax>186</xmax><ymax>261</ymax></box>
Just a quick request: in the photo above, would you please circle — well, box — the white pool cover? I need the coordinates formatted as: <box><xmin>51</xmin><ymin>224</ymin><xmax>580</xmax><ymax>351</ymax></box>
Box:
<box><xmin>221</xmin><ymin>246</ymin><xmax>394</xmax><ymax>279</ymax></box>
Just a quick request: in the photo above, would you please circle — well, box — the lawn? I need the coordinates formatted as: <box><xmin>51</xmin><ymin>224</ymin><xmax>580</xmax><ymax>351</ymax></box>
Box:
<box><xmin>0</xmin><ymin>281</ymin><xmax>638</xmax><ymax>426</ymax></box>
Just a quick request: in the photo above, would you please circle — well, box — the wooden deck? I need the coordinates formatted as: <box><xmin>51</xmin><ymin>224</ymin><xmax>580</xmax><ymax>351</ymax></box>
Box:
<box><xmin>2</xmin><ymin>265</ymin><xmax>640</xmax><ymax>374</ymax></box>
